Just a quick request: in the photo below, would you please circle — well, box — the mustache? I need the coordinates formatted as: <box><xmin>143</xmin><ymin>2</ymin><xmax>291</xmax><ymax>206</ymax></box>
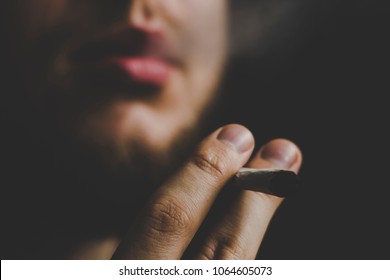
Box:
<box><xmin>69</xmin><ymin>25</ymin><xmax>181</xmax><ymax>67</ymax></box>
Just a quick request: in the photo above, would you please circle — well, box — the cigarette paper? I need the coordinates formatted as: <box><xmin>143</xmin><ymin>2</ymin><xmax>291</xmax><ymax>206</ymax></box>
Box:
<box><xmin>231</xmin><ymin>168</ymin><xmax>301</xmax><ymax>197</ymax></box>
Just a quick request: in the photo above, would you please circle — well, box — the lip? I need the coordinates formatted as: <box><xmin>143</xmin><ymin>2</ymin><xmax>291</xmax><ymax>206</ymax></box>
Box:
<box><xmin>96</xmin><ymin>56</ymin><xmax>171</xmax><ymax>86</ymax></box>
<box><xmin>71</xmin><ymin>27</ymin><xmax>178</xmax><ymax>89</ymax></box>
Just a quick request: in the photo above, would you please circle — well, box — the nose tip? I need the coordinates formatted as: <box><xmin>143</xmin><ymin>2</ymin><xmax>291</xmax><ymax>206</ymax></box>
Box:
<box><xmin>128</xmin><ymin>0</ymin><xmax>161</xmax><ymax>33</ymax></box>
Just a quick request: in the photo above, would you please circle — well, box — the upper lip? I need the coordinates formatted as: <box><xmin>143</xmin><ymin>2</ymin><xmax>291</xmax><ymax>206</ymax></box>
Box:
<box><xmin>70</xmin><ymin>26</ymin><xmax>180</xmax><ymax>66</ymax></box>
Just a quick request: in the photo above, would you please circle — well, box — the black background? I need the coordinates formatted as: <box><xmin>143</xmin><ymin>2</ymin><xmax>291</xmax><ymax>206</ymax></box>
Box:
<box><xmin>1</xmin><ymin>0</ymin><xmax>389</xmax><ymax>260</ymax></box>
<box><xmin>223</xmin><ymin>0</ymin><xmax>389</xmax><ymax>259</ymax></box>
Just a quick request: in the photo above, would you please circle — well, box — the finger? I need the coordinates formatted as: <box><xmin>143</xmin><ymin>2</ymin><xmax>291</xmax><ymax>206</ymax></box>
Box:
<box><xmin>112</xmin><ymin>124</ymin><xmax>254</xmax><ymax>259</ymax></box>
<box><xmin>195</xmin><ymin>139</ymin><xmax>302</xmax><ymax>259</ymax></box>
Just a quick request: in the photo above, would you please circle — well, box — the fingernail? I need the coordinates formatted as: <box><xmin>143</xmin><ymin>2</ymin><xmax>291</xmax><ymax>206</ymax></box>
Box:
<box><xmin>217</xmin><ymin>125</ymin><xmax>253</xmax><ymax>153</ymax></box>
<box><xmin>260</xmin><ymin>140</ymin><xmax>298</xmax><ymax>168</ymax></box>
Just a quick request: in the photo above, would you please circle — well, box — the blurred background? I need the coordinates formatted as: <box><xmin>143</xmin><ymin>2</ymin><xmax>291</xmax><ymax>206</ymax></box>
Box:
<box><xmin>2</xmin><ymin>0</ymin><xmax>388</xmax><ymax>260</ymax></box>
<box><xmin>222</xmin><ymin>0</ymin><xmax>389</xmax><ymax>259</ymax></box>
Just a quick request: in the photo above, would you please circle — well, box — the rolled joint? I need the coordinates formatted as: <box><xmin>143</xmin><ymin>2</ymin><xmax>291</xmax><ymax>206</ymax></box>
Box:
<box><xmin>230</xmin><ymin>168</ymin><xmax>301</xmax><ymax>197</ymax></box>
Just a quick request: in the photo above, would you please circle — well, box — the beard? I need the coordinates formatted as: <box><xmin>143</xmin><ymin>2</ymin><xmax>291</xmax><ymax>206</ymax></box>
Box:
<box><xmin>3</xmin><ymin>77</ymin><xmax>219</xmax><ymax>257</ymax></box>
<box><xmin>3</xmin><ymin>101</ymin><xmax>208</xmax><ymax>241</ymax></box>
<box><xmin>9</xmin><ymin>73</ymin><xmax>219</xmax><ymax>213</ymax></box>
<box><xmin>3</xmin><ymin>21</ymin><xmax>223</xmax><ymax>237</ymax></box>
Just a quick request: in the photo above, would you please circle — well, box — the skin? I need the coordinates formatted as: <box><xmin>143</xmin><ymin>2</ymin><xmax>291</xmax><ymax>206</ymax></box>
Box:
<box><xmin>3</xmin><ymin>0</ymin><xmax>302</xmax><ymax>259</ymax></box>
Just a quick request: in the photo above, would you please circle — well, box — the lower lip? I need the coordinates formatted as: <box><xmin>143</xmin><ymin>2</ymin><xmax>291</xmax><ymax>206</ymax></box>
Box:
<box><xmin>97</xmin><ymin>57</ymin><xmax>171</xmax><ymax>87</ymax></box>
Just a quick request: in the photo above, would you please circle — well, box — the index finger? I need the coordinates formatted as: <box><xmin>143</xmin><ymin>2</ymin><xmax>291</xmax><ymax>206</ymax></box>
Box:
<box><xmin>195</xmin><ymin>139</ymin><xmax>302</xmax><ymax>259</ymax></box>
<box><xmin>112</xmin><ymin>124</ymin><xmax>254</xmax><ymax>259</ymax></box>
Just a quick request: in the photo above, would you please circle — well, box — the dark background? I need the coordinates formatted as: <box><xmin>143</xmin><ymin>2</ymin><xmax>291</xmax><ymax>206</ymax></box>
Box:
<box><xmin>1</xmin><ymin>0</ymin><xmax>388</xmax><ymax>260</ymax></box>
<box><xmin>222</xmin><ymin>0</ymin><xmax>389</xmax><ymax>259</ymax></box>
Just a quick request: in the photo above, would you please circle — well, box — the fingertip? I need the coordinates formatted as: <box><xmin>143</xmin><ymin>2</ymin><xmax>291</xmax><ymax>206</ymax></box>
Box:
<box><xmin>216</xmin><ymin>124</ymin><xmax>255</xmax><ymax>154</ymax></box>
<box><xmin>259</xmin><ymin>138</ymin><xmax>302</xmax><ymax>172</ymax></box>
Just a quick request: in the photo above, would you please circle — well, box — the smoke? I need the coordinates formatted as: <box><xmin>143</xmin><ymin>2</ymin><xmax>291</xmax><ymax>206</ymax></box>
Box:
<box><xmin>228</xmin><ymin>0</ymin><xmax>312</xmax><ymax>59</ymax></box>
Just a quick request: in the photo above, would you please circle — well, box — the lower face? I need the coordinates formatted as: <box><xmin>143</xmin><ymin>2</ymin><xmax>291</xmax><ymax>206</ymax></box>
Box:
<box><xmin>8</xmin><ymin>0</ymin><xmax>228</xmax><ymax>170</ymax></box>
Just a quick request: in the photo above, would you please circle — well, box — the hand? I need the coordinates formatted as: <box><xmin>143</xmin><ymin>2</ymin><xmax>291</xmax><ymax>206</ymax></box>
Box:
<box><xmin>112</xmin><ymin>124</ymin><xmax>302</xmax><ymax>259</ymax></box>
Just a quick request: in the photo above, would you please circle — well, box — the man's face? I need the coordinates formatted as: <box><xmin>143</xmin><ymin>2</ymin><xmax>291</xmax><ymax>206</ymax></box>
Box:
<box><xmin>11</xmin><ymin>0</ymin><xmax>228</xmax><ymax>166</ymax></box>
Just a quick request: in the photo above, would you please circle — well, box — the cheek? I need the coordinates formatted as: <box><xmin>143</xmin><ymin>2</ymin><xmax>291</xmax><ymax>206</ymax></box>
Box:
<box><xmin>168</xmin><ymin>68</ymin><xmax>209</xmax><ymax>104</ymax></box>
<box><xmin>158</xmin><ymin>0</ymin><xmax>228</xmax><ymax>61</ymax></box>
<box><xmin>176</xmin><ymin>2</ymin><xmax>228</xmax><ymax>94</ymax></box>
<box><xmin>186</xmin><ymin>0</ymin><xmax>228</xmax><ymax>55</ymax></box>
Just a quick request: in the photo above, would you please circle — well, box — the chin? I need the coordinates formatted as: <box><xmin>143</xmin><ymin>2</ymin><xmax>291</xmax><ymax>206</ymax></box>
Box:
<box><xmin>74</xmin><ymin>114</ymin><xmax>201</xmax><ymax>208</ymax></box>
<box><xmin>74</xmin><ymin>98</ymin><xmax>198</xmax><ymax>170</ymax></box>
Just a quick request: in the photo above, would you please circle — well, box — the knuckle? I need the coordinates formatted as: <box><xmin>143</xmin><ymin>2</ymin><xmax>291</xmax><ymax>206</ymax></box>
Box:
<box><xmin>197</xmin><ymin>242</ymin><xmax>217</xmax><ymax>260</ymax></box>
<box><xmin>217</xmin><ymin>241</ymin><xmax>243</xmax><ymax>260</ymax></box>
<box><xmin>192</xmin><ymin>149</ymin><xmax>229</xmax><ymax>178</ymax></box>
<box><xmin>145</xmin><ymin>197</ymin><xmax>193</xmax><ymax>237</ymax></box>
<box><xmin>199</xmin><ymin>238</ymin><xmax>245</xmax><ymax>260</ymax></box>
<box><xmin>217</xmin><ymin>238</ymin><xmax>245</xmax><ymax>260</ymax></box>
